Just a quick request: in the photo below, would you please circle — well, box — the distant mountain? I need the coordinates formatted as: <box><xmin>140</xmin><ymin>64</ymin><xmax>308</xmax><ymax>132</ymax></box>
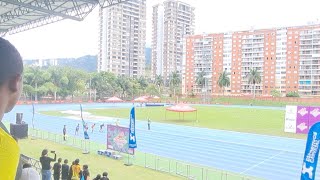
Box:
<box><xmin>145</xmin><ymin>47</ymin><xmax>151</xmax><ymax>67</ymax></box>
<box><xmin>24</xmin><ymin>55</ymin><xmax>97</xmax><ymax>72</ymax></box>
<box><xmin>57</xmin><ymin>55</ymin><xmax>97</xmax><ymax>72</ymax></box>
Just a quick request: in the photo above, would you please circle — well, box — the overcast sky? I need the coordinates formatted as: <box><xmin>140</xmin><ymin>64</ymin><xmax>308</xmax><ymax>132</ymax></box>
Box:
<box><xmin>4</xmin><ymin>0</ymin><xmax>320</xmax><ymax>59</ymax></box>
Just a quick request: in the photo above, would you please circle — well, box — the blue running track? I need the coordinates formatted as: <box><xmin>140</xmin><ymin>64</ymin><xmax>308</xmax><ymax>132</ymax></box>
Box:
<box><xmin>3</xmin><ymin>103</ymin><xmax>312</xmax><ymax>179</ymax></box>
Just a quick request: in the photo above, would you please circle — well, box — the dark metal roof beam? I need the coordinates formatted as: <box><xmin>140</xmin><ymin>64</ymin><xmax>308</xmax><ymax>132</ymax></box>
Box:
<box><xmin>0</xmin><ymin>0</ymin><xmax>81</xmax><ymax>22</ymax></box>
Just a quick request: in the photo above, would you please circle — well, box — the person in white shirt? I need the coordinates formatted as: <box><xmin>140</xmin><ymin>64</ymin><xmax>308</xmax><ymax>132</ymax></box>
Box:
<box><xmin>19</xmin><ymin>163</ymin><xmax>40</xmax><ymax>180</ymax></box>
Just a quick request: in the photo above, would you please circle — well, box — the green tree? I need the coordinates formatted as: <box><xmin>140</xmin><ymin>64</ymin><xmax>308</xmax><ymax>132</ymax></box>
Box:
<box><xmin>146</xmin><ymin>84</ymin><xmax>159</xmax><ymax>96</ymax></box>
<box><xmin>247</xmin><ymin>69</ymin><xmax>262</xmax><ymax>98</ymax></box>
<box><xmin>48</xmin><ymin>67</ymin><xmax>69</xmax><ymax>101</ymax></box>
<box><xmin>169</xmin><ymin>71</ymin><xmax>181</xmax><ymax>97</ymax></box>
<box><xmin>137</xmin><ymin>76</ymin><xmax>148</xmax><ymax>94</ymax></box>
<box><xmin>91</xmin><ymin>72</ymin><xmax>119</xmax><ymax>99</ymax></box>
<box><xmin>23</xmin><ymin>66</ymin><xmax>51</xmax><ymax>101</ymax></box>
<box><xmin>116</xmin><ymin>75</ymin><xmax>131</xmax><ymax>99</ymax></box>
<box><xmin>195</xmin><ymin>70</ymin><xmax>206</xmax><ymax>93</ymax></box>
<box><xmin>22</xmin><ymin>84</ymin><xmax>35</xmax><ymax>100</ymax></box>
<box><xmin>286</xmin><ymin>91</ymin><xmax>300</xmax><ymax>97</ymax></box>
<box><xmin>64</xmin><ymin>68</ymin><xmax>87</xmax><ymax>101</ymax></box>
<box><xmin>130</xmin><ymin>79</ymin><xmax>142</xmax><ymax>97</ymax></box>
<box><xmin>271</xmin><ymin>89</ymin><xmax>281</xmax><ymax>97</ymax></box>
<box><xmin>154</xmin><ymin>75</ymin><xmax>164</xmax><ymax>94</ymax></box>
<box><xmin>217</xmin><ymin>71</ymin><xmax>230</xmax><ymax>96</ymax></box>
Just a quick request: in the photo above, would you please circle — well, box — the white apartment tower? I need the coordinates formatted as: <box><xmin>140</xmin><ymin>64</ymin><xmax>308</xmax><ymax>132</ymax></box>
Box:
<box><xmin>98</xmin><ymin>0</ymin><xmax>146</xmax><ymax>77</ymax></box>
<box><xmin>152</xmin><ymin>0</ymin><xmax>195</xmax><ymax>80</ymax></box>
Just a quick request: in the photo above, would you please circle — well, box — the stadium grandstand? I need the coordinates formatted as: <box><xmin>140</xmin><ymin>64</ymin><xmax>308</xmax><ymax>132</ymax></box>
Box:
<box><xmin>0</xmin><ymin>0</ymin><xmax>128</xmax><ymax>36</ymax></box>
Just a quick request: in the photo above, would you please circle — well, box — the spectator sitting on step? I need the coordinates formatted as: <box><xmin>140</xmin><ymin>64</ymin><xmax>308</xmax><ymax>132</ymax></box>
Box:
<box><xmin>93</xmin><ymin>174</ymin><xmax>101</xmax><ymax>180</ymax></box>
<box><xmin>101</xmin><ymin>172</ymin><xmax>109</xmax><ymax>180</ymax></box>
<box><xmin>19</xmin><ymin>163</ymin><xmax>40</xmax><ymax>180</ymax></box>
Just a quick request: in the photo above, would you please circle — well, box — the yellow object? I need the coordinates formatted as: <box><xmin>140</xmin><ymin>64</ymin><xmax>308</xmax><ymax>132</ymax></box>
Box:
<box><xmin>0</xmin><ymin>127</ymin><xmax>19</xmax><ymax>180</ymax></box>
<box><xmin>72</xmin><ymin>164</ymin><xmax>81</xmax><ymax>178</ymax></box>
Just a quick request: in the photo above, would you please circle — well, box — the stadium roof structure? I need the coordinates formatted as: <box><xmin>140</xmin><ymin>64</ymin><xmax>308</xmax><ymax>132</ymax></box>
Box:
<box><xmin>0</xmin><ymin>0</ymin><xmax>129</xmax><ymax>36</ymax></box>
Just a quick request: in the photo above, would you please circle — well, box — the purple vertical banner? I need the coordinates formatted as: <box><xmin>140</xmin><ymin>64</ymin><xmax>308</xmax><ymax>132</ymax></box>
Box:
<box><xmin>309</xmin><ymin>107</ymin><xmax>320</xmax><ymax>129</ymax></box>
<box><xmin>296</xmin><ymin>106</ymin><xmax>310</xmax><ymax>134</ymax></box>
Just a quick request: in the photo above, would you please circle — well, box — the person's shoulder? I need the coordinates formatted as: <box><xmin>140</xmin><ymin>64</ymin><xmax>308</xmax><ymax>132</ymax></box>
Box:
<box><xmin>21</xmin><ymin>168</ymin><xmax>40</xmax><ymax>180</ymax></box>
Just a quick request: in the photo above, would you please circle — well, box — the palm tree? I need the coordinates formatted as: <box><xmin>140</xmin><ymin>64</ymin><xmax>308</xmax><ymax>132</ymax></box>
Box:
<box><xmin>24</xmin><ymin>67</ymin><xmax>51</xmax><ymax>101</ymax></box>
<box><xmin>169</xmin><ymin>71</ymin><xmax>181</xmax><ymax>97</ymax></box>
<box><xmin>217</xmin><ymin>71</ymin><xmax>230</xmax><ymax>96</ymax></box>
<box><xmin>154</xmin><ymin>75</ymin><xmax>164</xmax><ymax>93</ymax></box>
<box><xmin>195</xmin><ymin>70</ymin><xmax>206</xmax><ymax>93</ymax></box>
<box><xmin>247</xmin><ymin>69</ymin><xmax>262</xmax><ymax>98</ymax></box>
<box><xmin>48</xmin><ymin>67</ymin><xmax>69</xmax><ymax>101</ymax></box>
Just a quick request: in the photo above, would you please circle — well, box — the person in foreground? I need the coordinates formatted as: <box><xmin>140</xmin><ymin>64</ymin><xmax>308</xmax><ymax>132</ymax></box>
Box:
<box><xmin>0</xmin><ymin>37</ymin><xmax>24</xmax><ymax>179</ymax></box>
<box><xmin>40</xmin><ymin>149</ymin><xmax>57</xmax><ymax>180</ymax></box>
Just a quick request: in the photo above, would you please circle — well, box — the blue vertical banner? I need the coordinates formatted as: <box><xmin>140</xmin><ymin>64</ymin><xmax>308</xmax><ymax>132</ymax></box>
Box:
<box><xmin>80</xmin><ymin>104</ymin><xmax>90</xmax><ymax>140</ymax></box>
<box><xmin>129</xmin><ymin>107</ymin><xmax>137</xmax><ymax>148</ymax></box>
<box><xmin>301</xmin><ymin>122</ymin><xmax>320</xmax><ymax>180</ymax></box>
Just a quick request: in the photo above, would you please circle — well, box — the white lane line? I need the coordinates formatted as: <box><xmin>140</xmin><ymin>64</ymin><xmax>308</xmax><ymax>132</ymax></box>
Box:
<box><xmin>240</xmin><ymin>150</ymin><xmax>285</xmax><ymax>174</ymax></box>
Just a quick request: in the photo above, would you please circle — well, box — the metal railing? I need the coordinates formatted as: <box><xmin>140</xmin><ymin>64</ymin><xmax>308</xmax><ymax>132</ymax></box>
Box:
<box><xmin>20</xmin><ymin>154</ymin><xmax>42</xmax><ymax>173</ymax></box>
<box><xmin>28</xmin><ymin>129</ymin><xmax>261</xmax><ymax>180</ymax></box>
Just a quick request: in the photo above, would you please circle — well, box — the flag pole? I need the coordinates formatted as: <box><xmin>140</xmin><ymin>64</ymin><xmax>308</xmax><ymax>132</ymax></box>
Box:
<box><xmin>31</xmin><ymin>103</ymin><xmax>36</xmax><ymax>140</ymax></box>
<box><xmin>80</xmin><ymin>104</ymin><xmax>89</xmax><ymax>154</ymax></box>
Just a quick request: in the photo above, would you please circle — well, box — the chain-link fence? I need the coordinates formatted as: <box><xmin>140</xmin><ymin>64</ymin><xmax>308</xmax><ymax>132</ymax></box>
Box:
<box><xmin>29</xmin><ymin>129</ymin><xmax>261</xmax><ymax>180</ymax></box>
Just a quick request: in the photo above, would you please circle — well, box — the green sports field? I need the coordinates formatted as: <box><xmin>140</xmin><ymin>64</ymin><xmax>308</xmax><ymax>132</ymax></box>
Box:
<box><xmin>42</xmin><ymin>106</ymin><xmax>306</xmax><ymax>138</ymax></box>
<box><xmin>19</xmin><ymin>138</ymin><xmax>182</xmax><ymax>180</ymax></box>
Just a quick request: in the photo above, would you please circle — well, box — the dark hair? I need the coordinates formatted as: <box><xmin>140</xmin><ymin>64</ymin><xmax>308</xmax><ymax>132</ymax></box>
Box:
<box><xmin>41</xmin><ymin>149</ymin><xmax>48</xmax><ymax>157</ymax></box>
<box><xmin>83</xmin><ymin>164</ymin><xmax>88</xmax><ymax>170</ymax></box>
<box><xmin>0</xmin><ymin>38</ymin><xmax>23</xmax><ymax>86</ymax></box>
<box><xmin>58</xmin><ymin>158</ymin><xmax>62</xmax><ymax>163</ymax></box>
<box><xmin>22</xmin><ymin>163</ymin><xmax>32</xmax><ymax>169</ymax></box>
<box><xmin>75</xmin><ymin>159</ymin><xmax>80</xmax><ymax>164</ymax></box>
<box><xmin>94</xmin><ymin>174</ymin><xmax>101</xmax><ymax>179</ymax></box>
<box><xmin>64</xmin><ymin>159</ymin><xmax>68</xmax><ymax>164</ymax></box>
<box><xmin>102</xmin><ymin>172</ymin><xmax>108</xmax><ymax>177</ymax></box>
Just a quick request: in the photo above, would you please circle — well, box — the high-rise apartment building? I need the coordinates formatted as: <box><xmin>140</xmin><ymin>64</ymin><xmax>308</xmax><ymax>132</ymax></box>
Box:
<box><xmin>98</xmin><ymin>0</ymin><xmax>146</xmax><ymax>77</ymax></box>
<box><xmin>152</xmin><ymin>0</ymin><xmax>195</xmax><ymax>80</ymax></box>
<box><xmin>182</xmin><ymin>24</ymin><xmax>320</xmax><ymax>97</ymax></box>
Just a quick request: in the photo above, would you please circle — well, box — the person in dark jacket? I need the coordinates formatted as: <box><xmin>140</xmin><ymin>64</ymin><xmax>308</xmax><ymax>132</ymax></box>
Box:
<box><xmin>63</xmin><ymin>125</ymin><xmax>67</xmax><ymax>141</ymax></box>
<box><xmin>61</xmin><ymin>159</ymin><xmax>69</xmax><ymax>180</ymax></box>
<box><xmin>75</xmin><ymin>124</ymin><xmax>80</xmax><ymax>135</ymax></box>
<box><xmin>40</xmin><ymin>149</ymin><xmax>56</xmax><ymax>180</ymax></box>
<box><xmin>53</xmin><ymin>158</ymin><xmax>62</xmax><ymax>180</ymax></box>
<box><xmin>101</xmin><ymin>172</ymin><xmax>109</xmax><ymax>180</ymax></box>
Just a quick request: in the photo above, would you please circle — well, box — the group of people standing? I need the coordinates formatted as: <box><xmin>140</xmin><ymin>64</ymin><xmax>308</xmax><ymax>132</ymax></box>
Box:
<box><xmin>63</xmin><ymin>118</ymin><xmax>152</xmax><ymax>140</ymax></box>
<box><xmin>39</xmin><ymin>149</ymin><xmax>109</xmax><ymax>180</ymax></box>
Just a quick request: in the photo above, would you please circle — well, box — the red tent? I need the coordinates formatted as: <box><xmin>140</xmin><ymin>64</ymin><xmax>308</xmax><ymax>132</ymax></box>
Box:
<box><xmin>153</xmin><ymin>96</ymin><xmax>160</xmax><ymax>99</ymax></box>
<box><xmin>133</xmin><ymin>96</ymin><xmax>148</xmax><ymax>102</ymax></box>
<box><xmin>106</xmin><ymin>96</ymin><xmax>123</xmax><ymax>102</ymax></box>
<box><xmin>165</xmin><ymin>103</ymin><xmax>197</xmax><ymax>122</ymax></box>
